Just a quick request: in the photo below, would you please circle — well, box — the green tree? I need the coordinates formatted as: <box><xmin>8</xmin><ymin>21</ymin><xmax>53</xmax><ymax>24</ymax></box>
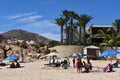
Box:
<box><xmin>78</xmin><ymin>14</ymin><xmax>93</xmax><ymax>45</ymax></box>
<box><xmin>99</xmin><ymin>28</ymin><xmax>120</xmax><ymax>49</ymax></box>
<box><xmin>67</xmin><ymin>11</ymin><xmax>77</xmax><ymax>44</ymax></box>
<box><xmin>62</xmin><ymin>10</ymin><xmax>70</xmax><ymax>44</ymax></box>
<box><xmin>73</xmin><ymin>22</ymin><xmax>82</xmax><ymax>44</ymax></box>
<box><xmin>63</xmin><ymin>10</ymin><xmax>79</xmax><ymax>44</ymax></box>
<box><xmin>48</xmin><ymin>40</ymin><xmax>59</xmax><ymax>47</ymax></box>
<box><xmin>55</xmin><ymin>17</ymin><xmax>65</xmax><ymax>44</ymax></box>
<box><xmin>113</xmin><ymin>19</ymin><xmax>120</xmax><ymax>33</ymax></box>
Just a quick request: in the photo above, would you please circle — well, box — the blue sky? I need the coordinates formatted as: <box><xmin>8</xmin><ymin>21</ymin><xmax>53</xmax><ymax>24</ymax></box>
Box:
<box><xmin>0</xmin><ymin>0</ymin><xmax>120</xmax><ymax>41</ymax></box>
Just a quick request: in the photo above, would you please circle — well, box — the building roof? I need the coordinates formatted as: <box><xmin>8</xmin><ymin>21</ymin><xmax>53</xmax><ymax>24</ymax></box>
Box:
<box><xmin>91</xmin><ymin>25</ymin><xmax>114</xmax><ymax>28</ymax></box>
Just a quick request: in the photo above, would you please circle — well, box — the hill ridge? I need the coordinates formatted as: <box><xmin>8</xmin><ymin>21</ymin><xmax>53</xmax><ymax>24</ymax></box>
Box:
<box><xmin>0</xmin><ymin>29</ymin><xmax>52</xmax><ymax>44</ymax></box>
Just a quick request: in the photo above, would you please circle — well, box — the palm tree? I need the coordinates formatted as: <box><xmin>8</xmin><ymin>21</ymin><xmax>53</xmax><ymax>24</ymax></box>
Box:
<box><xmin>78</xmin><ymin>14</ymin><xmax>93</xmax><ymax>45</ymax></box>
<box><xmin>113</xmin><ymin>19</ymin><xmax>120</xmax><ymax>33</ymax></box>
<box><xmin>62</xmin><ymin>10</ymin><xmax>70</xmax><ymax>44</ymax></box>
<box><xmin>55</xmin><ymin>17</ymin><xmax>65</xmax><ymax>44</ymax></box>
<box><xmin>99</xmin><ymin>28</ymin><xmax>120</xmax><ymax>49</ymax></box>
<box><xmin>67</xmin><ymin>11</ymin><xmax>77</xmax><ymax>44</ymax></box>
<box><xmin>74</xmin><ymin>22</ymin><xmax>81</xmax><ymax>43</ymax></box>
<box><xmin>74</xmin><ymin>14</ymin><xmax>82</xmax><ymax>43</ymax></box>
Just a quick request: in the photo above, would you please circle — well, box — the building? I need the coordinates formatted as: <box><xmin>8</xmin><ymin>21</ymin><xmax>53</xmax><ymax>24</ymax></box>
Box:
<box><xmin>63</xmin><ymin>25</ymin><xmax>114</xmax><ymax>44</ymax></box>
<box><xmin>89</xmin><ymin>25</ymin><xmax>114</xmax><ymax>43</ymax></box>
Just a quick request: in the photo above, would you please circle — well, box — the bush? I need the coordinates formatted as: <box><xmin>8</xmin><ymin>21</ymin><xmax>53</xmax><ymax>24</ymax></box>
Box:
<box><xmin>48</xmin><ymin>40</ymin><xmax>59</xmax><ymax>47</ymax></box>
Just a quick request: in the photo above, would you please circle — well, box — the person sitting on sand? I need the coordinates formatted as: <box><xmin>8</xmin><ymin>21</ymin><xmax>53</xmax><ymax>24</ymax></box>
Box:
<box><xmin>82</xmin><ymin>61</ymin><xmax>89</xmax><ymax>73</ymax></box>
<box><xmin>97</xmin><ymin>63</ymin><xmax>113</xmax><ymax>72</ymax></box>
<box><xmin>10</xmin><ymin>61</ymin><xmax>15</xmax><ymax>68</ymax></box>
<box><xmin>112</xmin><ymin>59</ymin><xmax>119</xmax><ymax>68</ymax></box>
<box><xmin>14</xmin><ymin>60</ymin><xmax>20</xmax><ymax>68</ymax></box>
<box><xmin>87</xmin><ymin>59</ymin><xmax>92</xmax><ymax>70</ymax></box>
<box><xmin>63</xmin><ymin>59</ymin><xmax>68</xmax><ymax>69</ymax></box>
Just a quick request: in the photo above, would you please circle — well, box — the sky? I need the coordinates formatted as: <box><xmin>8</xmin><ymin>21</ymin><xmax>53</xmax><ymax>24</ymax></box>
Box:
<box><xmin>0</xmin><ymin>0</ymin><xmax>120</xmax><ymax>41</ymax></box>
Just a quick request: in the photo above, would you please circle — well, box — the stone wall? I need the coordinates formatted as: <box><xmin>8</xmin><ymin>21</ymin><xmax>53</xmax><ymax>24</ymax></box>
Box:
<box><xmin>49</xmin><ymin>45</ymin><xmax>84</xmax><ymax>57</ymax></box>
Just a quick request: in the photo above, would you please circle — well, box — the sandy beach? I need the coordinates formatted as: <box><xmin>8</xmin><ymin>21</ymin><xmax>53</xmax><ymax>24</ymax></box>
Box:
<box><xmin>0</xmin><ymin>59</ymin><xmax>120</xmax><ymax>80</ymax></box>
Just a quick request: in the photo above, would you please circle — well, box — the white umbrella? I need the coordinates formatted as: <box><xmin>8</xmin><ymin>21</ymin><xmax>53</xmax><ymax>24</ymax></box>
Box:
<box><xmin>47</xmin><ymin>52</ymin><xmax>59</xmax><ymax>57</ymax></box>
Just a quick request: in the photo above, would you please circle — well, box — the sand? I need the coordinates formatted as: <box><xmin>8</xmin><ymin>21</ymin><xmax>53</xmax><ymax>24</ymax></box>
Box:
<box><xmin>0</xmin><ymin>59</ymin><xmax>120</xmax><ymax>80</ymax></box>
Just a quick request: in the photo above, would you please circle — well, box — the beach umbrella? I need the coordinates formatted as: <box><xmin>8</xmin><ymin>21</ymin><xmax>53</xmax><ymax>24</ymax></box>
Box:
<box><xmin>47</xmin><ymin>52</ymin><xmax>59</xmax><ymax>57</ymax></box>
<box><xmin>99</xmin><ymin>49</ymin><xmax>120</xmax><ymax>57</ymax></box>
<box><xmin>4</xmin><ymin>55</ymin><xmax>19</xmax><ymax>61</ymax></box>
<box><xmin>77</xmin><ymin>52</ymin><xmax>87</xmax><ymax>57</ymax></box>
<box><xmin>68</xmin><ymin>53</ymin><xmax>73</xmax><ymax>58</ymax></box>
<box><xmin>73</xmin><ymin>53</ymin><xmax>77</xmax><ymax>58</ymax></box>
<box><xmin>2</xmin><ymin>60</ymin><xmax>11</xmax><ymax>63</ymax></box>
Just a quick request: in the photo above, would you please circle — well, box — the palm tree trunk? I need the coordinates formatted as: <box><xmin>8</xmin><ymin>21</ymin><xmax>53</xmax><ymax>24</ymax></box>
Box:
<box><xmin>79</xmin><ymin>27</ymin><xmax>81</xmax><ymax>43</ymax></box>
<box><xmin>83</xmin><ymin>25</ymin><xmax>86</xmax><ymax>45</ymax></box>
<box><xmin>61</xmin><ymin>26</ymin><xmax>63</xmax><ymax>44</ymax></box>
<box><xmin>67</xmin><ymin>27</ymin><xmax>70</xmax><ymax>44</ymax></box>
<box><xmin>65</xmin><ymin>19</ymin><xmax>69</xmax><ymax>44</ymax></box>
<box><xmin>69</xmin><ymin>18</ymin><xmax>73</xmax><ymax>44</ymax></box>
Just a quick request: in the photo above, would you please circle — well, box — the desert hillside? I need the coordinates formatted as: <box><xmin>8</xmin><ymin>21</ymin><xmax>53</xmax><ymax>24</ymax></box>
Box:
<box><xmin>0</xmin><ymin>29</ymin><xmax>52</xmax><ymax>44</ymax></box>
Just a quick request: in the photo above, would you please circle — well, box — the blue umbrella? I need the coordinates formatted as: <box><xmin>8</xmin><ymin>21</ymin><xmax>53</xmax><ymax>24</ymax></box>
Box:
<box><xmin>4</xmin><ymin>55</ymin><xmax>19</xmax><ymax>61</ymax></box>
<box><xmin>99</xmin><ymin>49</ymin><xmax>120</xmax><ymax>57</ymax></box>
<box><xmin>77</xmin><ymin>52</ymin><xmax>87</xmax><ymax>57</ymax></box>
<box><xmin>68</xmin><ymin>53</ymin><xmax>73</xmax><ymax>58</ymax></box>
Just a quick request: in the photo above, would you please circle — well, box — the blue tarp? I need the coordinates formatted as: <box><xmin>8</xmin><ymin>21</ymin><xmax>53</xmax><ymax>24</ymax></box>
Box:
<box><xmin>99</xmin><ymin>49</ymin><xmax>120</xmax><ymax>57</ymax></box>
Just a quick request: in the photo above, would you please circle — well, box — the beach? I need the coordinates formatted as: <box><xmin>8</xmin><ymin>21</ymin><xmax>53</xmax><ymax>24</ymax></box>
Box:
<box><xmin>0</xmin><ymin>59</ymin><xmax>120</xmax><ymax>80</ymax></box>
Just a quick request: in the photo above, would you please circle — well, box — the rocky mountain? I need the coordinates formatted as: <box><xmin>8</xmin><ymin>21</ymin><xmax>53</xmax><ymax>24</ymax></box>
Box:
<box><xmin>0</xmin><ymin>29</ymin><xmax>52</xmax><ymax>44</ymax></box>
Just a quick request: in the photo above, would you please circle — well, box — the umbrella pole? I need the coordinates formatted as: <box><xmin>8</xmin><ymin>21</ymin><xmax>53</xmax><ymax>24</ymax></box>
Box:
<box><xmin>110</xmin><ymin>56</ymin><xmax>112</xmax><ymax>62</ymax></box>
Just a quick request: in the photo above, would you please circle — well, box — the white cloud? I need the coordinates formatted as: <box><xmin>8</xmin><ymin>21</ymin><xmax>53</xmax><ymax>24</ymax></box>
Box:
<box><xmin>0</xmin><ymin>23</ymin><xmax>15</xmax><ymax>27</ymax></box>
<box><xmin>17</xmin><ymin>15</ymin><xmax>43</xmax><ymax>22</ymax></box>
<box><xmin>40</xmin><ymin>32</ymin><xmax>60</xmax><ymax>41</ymax></box>
<box><xmin>27</xmin><ymin>20</ymin><xmax>57</xmax><ymax>27</ymax></box>
<box><xmin>8</xmin><ymin>12</ymin><xmax>36</xmax><ymax>19</ymax></box>
<box><xmin>3</xmin><ymin>12</ymin><xmax>60</xmax><ymax>41</ymax></box>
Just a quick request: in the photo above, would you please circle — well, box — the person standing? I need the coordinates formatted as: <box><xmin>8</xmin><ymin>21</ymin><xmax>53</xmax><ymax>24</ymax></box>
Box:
<box><xmin>76</xmin><ymin>58</ymin><xmax>82</xmax><ymax>73</ymax></box>
<box><xmin>73</xmin><ymin>58</ymin><xmax>75</xmax><ymax>68</ymax></box>
<box><xmin>67</xmin><ymin>57</ymin><xmax>70</xmax><ymax>67</ymax></box>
